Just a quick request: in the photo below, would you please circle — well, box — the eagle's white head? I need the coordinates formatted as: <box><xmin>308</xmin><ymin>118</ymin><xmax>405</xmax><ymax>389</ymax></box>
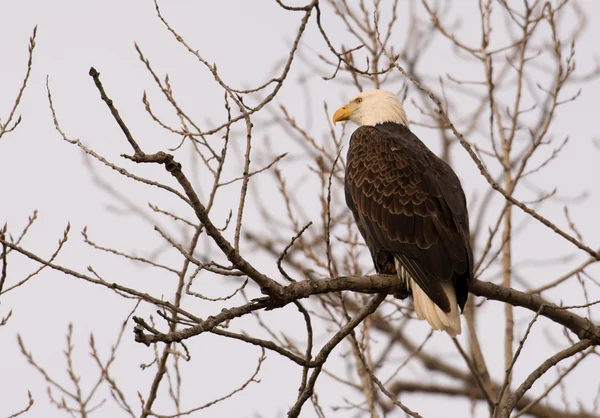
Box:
<box><xmin>332</xmin><ymin>89</ymin><xmax>408</xmax><ymax>127</ymax></box>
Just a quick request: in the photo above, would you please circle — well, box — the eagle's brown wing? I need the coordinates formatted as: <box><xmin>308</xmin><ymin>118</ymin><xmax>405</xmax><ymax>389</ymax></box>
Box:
<box><xmin>344</xmin><ymin>123</ymin><xmax>472</xmax><ymax>312</ymax></box>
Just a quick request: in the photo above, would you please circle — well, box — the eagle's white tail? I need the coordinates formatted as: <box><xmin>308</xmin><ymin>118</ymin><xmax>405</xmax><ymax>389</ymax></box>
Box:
<box><xmin>395</xmin><ymin>260</ymin><xmax>462</xmax><ymax>337</ymax></box>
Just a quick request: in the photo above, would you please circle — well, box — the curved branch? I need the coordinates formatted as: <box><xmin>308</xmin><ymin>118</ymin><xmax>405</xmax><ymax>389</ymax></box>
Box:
<box><xmin>498</xmin><ymin>339</ymin><xmax>594</xmax><ymax>418</ymax></box>
<box><xmin>132</xmin><ymin>274</ymin><xmax>600</xmax><ymax>346</ymax></box>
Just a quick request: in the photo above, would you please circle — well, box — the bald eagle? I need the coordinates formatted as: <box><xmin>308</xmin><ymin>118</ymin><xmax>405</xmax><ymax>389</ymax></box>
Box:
<box><xmin>333</xmin><ymin>90</ymin><xmax>473</xmax><ymax>337</ymax></box>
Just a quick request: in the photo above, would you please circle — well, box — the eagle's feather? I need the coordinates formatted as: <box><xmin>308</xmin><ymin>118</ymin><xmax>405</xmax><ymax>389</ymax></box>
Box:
<box><xmin>344</xmin><ymin>122</ymin><xmax>472</xmax><ymax>335</ymax></box>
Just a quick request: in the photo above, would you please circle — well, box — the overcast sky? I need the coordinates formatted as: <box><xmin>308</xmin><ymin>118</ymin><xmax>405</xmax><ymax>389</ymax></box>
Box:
<box><xmin>1</xmin><ymin>1</ymin><xmax>599</xmax><ymax>417</ymax></box>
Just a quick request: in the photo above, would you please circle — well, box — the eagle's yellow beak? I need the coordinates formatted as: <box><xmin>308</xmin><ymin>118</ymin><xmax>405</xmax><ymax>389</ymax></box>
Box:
<box><xmin>332</xmin><ymin>102</ymin><xmax>357</xmax><ymax>125</ymax></box>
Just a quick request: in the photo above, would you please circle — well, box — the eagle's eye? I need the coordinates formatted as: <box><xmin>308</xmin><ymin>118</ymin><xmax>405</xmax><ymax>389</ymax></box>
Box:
<box><xmin>355</xmin><ymin>98</ymin><xmax>362</xmax><ymax>104</ymax></box>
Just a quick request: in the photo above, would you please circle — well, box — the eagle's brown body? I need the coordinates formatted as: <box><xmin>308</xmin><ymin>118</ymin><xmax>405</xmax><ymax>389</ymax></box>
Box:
<box><xmin>344</xmin><ymin>122</ymin><xmax>473</xmax><ymax>319</ymax></box>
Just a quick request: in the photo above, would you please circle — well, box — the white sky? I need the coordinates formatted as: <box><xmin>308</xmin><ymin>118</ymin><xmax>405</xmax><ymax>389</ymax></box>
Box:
<box><xmin>1</xmin><ymin>1</ymin><xmax>599</xmax><ymax>417</ymax></box>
